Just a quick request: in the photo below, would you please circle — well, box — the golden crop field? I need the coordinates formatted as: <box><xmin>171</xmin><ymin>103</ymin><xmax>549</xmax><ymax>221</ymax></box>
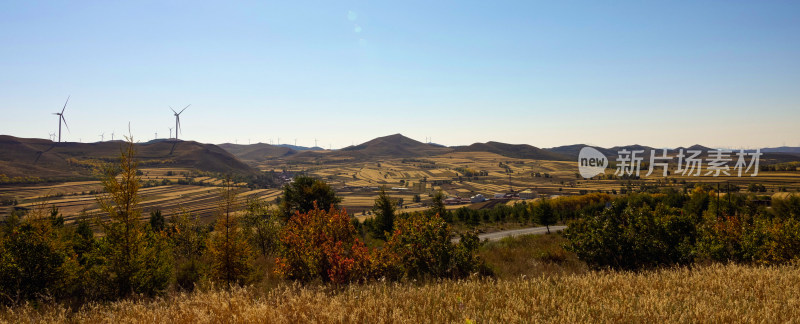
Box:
<box><xmin>2</xmin><ymin>151</ymin><xmax>800</xmax><ymax>224</ymax></box>
<box><xmin>3</xmin><ymin>263</ymin><xmax>797</xmax><ymax>323</ymax></box>
<box><xmin>254</xmin><ymin>151</ymin><xmax>800</xmax><ymax>216</ymax></box>
<box><xmin>0</xmin><ymin>168</ymin><xmax>282</xmax><ymax>225</ymax></box>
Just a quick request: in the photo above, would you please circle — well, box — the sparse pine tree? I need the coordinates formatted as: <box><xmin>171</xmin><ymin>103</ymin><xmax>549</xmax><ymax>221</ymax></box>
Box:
<box><xmin>149</xmin><ymin>209</ymin><xmax>165</xmax><ymax>232</ymax></box>
<box><xmin>96</xmin><ymin>136</ymin><xmax>172</xmax><ymax>297</ymax></box>
<box><xmin>428</xmin><ymin>190</ymin><xmax>448</xmax><ymax>221</ymax></box>
<box><xmin>371</xmin><ymin>187</ymin><xmax>396</xmax><ymax>240</ymax></box>
<box><xmin>207</xmin><ymin>178</ymin><xmax>253</xmax><ymax>286</ymax></box>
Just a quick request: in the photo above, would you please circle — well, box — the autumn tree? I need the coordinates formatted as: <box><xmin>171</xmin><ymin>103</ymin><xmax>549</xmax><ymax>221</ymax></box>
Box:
<box><xmin>275</xmin><ymin>204</ymin><xmax>370</xmax><ymax>284</ymax></box>
<box><xmin>96</xmin><ymin>136</ymin><xmax>172</xmax><ymax>297</ymax></box>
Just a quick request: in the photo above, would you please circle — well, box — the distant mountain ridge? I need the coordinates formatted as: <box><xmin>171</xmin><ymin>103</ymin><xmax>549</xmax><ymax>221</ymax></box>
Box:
<box><xmin>5</xmin><ymin>133</ymin><xmax>797</xmax><ymax>181</ymax></box>
<box><xmin>0</xmin><ymin>135</ymin><xmax>256</xmax><ymax>179</ymax></box>
<box><xmin>453</xmin><ymin>142</ymin><xmax>572</xmax><ymax>161</ymax></box>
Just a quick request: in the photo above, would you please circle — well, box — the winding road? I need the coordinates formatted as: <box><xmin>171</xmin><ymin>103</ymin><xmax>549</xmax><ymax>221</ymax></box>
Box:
<box><xmin>454</xmin><ymin>225</ymin><xmax>567</xmax><ymax>242</ymax></box>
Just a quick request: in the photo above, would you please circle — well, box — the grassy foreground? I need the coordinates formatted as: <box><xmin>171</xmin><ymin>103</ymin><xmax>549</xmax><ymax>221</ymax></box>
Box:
<box><xmin>2</xmin><ymin>263</ymin><xmax>798</xmax><ymax>323</ymax></box>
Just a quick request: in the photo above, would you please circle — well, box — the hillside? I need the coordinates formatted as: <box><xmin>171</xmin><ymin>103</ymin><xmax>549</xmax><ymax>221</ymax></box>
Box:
<box><xmin>545</xmin><ymin>144</ymin><xmax>617</xmax><ymax>159</ymax></box>
<box><xmin>0</xmin><ymin>135</ymin><xmax>256</xmax><ymax>180</ymax></box>
<box><xmin>218</xmin><ymin>143</ymin><xmax>298</xmax><ymax>162</ymax></box>
<box><xmin>454</xmin><ymin>142</ymin><xmax>572</xmax><ymax>161</ymax></box>
<box><xmin>340</xmin><ymin>134</ymin><xmax>451</xmax><ymax>157</ymax></box>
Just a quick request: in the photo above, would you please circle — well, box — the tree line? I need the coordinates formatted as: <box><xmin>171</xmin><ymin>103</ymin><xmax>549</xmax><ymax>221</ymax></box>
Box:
<box><xmin>0</xmin><ymin>138</ymin><xmax>486</xmax><ymax>306</ymax></box>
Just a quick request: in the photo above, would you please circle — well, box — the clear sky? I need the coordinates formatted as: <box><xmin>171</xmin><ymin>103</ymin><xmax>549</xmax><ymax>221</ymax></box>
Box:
<box><xmin>1</xmin><ymin>1</ymin><xmax>798</xmax><ymax>149</ymax></box>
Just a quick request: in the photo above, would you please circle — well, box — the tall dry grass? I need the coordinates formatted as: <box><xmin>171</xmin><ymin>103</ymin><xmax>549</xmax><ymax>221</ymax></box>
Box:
<box><xmin>2</xmin><ymin>263</ymin><xmax>798</xmax><ymax>323</ymax></box>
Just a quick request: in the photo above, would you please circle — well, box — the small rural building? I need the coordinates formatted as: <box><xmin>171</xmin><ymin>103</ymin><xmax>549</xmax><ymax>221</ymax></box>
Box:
<box><xmin>519</xmin><ymin>189</ymin><xmax>538</xmax><ymax>200</ymax></box>
<box><xmin>470</xmin><ymin>194</ymin><xmax>486</xmax><ymax>203</ymax></box>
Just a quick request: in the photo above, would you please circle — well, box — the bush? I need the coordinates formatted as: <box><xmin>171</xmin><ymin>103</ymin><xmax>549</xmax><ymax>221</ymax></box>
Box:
<box><xmin>0</xmin><ymin>216</ymin><xmax>75</xmax><ymax>304</ymax></box>
<box><xmin>275</xmin><ymin>205</ymin><xmax>370</xmax><ymax>284</ymax></box>
<box><xmin>564</xmin><ymin>203</ymin><xmax>697</xmax><ymax>270</ymax></box>
<box><xmin>376</xmin><ymin>213</ymin><xmax>482</xmax><ymax>280</ymax></box>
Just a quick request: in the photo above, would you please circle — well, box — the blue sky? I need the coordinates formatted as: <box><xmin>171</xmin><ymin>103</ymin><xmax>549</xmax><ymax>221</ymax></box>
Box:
<box><xmin>1</xmin><ymin>1</ymin><xmax>798</xmax><ymax>149</ymax></box>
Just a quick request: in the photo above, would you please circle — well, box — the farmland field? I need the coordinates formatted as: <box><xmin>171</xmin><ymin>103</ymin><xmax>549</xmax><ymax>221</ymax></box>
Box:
<box><xmin>3</xmin><ymin>262</ymin><xmax>797</xmax><ymax>323</ymax></box>
<box><xmin>3</xmin><ymin>152</ymin><xmax>800</xmax><ymax>224</ymax></box>
<box><xmin>0</xmin><ymin>168</ymin><xmax>280</xmax><ymax>225</ymax></box>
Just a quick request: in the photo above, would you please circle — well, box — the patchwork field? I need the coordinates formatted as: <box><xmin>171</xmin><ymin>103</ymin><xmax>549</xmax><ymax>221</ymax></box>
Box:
<box><xmin>257</xmin><ymin>151</ymin><xmax>800</xmax><ymax>215</ymax></box>
<box><xmin>2</xmin><ymin>152</ymin><xmax>800</xmax><ymax>224</ymax></box>
<box><xmin>0</xmin><ymin>168</ymin><xmax>280</xmax><ymax>225</ymax></box>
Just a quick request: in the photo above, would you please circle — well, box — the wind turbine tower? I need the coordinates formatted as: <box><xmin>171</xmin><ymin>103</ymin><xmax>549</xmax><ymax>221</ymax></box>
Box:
<box><xmin>52</xmin><ymin>96</ymin><xmax>71</xmax><ymax>142</ymax></box>
<box><xmin>170</xmin><ymin>104</ymin><xmax>190</xmax><ymax>141</ymax></box>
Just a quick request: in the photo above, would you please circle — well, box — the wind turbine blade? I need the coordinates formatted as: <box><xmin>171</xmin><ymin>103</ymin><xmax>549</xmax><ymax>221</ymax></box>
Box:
<box><xmin>179</xmin><ymin>104</ymin><xmax>190</xmax><ymax>114</ymax></box>
<box><xmin>177</xmin><ymin>116</ymin><xmax>181</xmax><ymax>134</ymax></box>
<box><xmin>61</xmin><ymin>116</ymin><xmax>70</xmax><ymax>133</ymax></box>
<box><xmin>61</xmin><ymin>96</ymin><xmax>70</xmax><ymax>114</ymax></box>
<box><xmin>170</xmin><ymin>106</ymin><xmax>177</xmax><ymax>114</ymax></box>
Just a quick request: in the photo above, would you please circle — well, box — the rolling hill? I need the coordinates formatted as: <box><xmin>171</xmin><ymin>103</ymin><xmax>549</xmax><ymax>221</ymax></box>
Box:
<box><xmin>338</xmin><ymin>134</ymin><xmax>451</xmax><ymax>158</ymax></box>
<box><xmin>454</xmin><ymin>142</ymin><xmax>572</xmax><ymax>161</ymax></box>
<box><xmin>218</xmin><ymin>143</ymin><xmax>298</xmax><ymax>161</ymax></box>
<box><xmin>0</xmin><ymin>135</ymin><xmax>256</xmax><ymax>180</ymax></box>
<box><xmin>544</xmin><ymin>144</ymin><xmax>617</xmax><ymax>159</ymax></box>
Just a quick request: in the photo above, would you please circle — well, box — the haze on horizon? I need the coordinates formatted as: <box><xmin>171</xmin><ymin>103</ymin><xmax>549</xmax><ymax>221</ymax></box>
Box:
<box><xmin>1</xmin><ymin>1</ymin><xmax>798</xmax><ymax>150</ymax></box>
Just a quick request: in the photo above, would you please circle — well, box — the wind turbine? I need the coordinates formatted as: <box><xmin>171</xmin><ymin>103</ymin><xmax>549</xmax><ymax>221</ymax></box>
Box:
<box><xmin>170</xmin><ymin>104</ymin><xmax>190</xmax><ymax>141</ymax></box>
<box><xmin>111</xmin><ymin>131</ymin><xmax>115</xmax><ymax>141</ymax></box>
<box><xmin>48</xmin><ymin>133</ymin><xmax>55</xmax><ymax>141</ymax></box>
<box><xmin>99</xmin><ymin>133</ymin><xmax>105</xmax><ymax>142</ymax></box>
<box><xmin>53</xmin><ymin>96</ymin><xmax>70</xmax><ymax>142</ymax></box>
<box><xmin>169</xmin><ymin>127</ymin><xmax>173</xmax><ymax>139</ymax></box>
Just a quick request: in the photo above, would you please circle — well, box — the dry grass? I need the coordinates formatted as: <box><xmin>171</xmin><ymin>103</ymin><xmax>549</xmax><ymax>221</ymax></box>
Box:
<box><xmin>479</xmin><ymin>233</ymin><xmax>587</xmax><ymax>278</ymax></box>
<box><xmin>3</xmin><ymin>263</ymin><xmax>799</xmax><ymax>323</ymax></box>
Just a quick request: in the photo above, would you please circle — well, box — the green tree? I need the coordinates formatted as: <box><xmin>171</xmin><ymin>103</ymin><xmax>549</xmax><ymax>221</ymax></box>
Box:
<box><xmin>371</xmin><ymin>187</ymin><xmax>396</xmax><ymax>240</ymax></box>
<box><xmin>242</xmin><ymin>197</ymin><xmax>281</xmax><ymax>257</ymax></box>
<box><xmin>279</xmin><ymin>175</ymin><xmax>341</xmax><ymax>219</ymax></box>
<box><xmin>376</xmin><ymin>213</ymin><xmax>483</xmax><ymax>280</ymax></box>
<box><xmin>207</xmin><ymin>178</ymin><xmax>253</xmax><ymax>286</ymax></box>
<box><xmin>149</xmin><ymin>209</ymin><xmax>165</xmax><ymax>232</ymax></box>
<box><xmin>428</xmin><ymin>190</ymin><xmax>448</xmax><ymax>221</ymax></box>
<box><xmin>169</xmin><ymin>208</ymin><xmax>209</xmax><ymax>291</ymax></box>
<box><xmin>535</xmin><ymin>198</ymin><xmax>557</xmax><ymax>233</ymax></box>
<box><xmin>0</xmin><ymin>202</ymin><xmax>78</xmax><ymax>304</ymax></box>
